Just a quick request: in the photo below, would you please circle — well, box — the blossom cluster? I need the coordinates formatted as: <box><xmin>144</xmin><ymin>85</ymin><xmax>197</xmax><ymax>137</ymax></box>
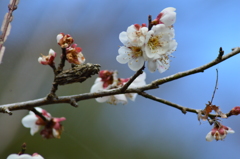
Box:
<box><xmin>90</xmin><ymin>70</ymin><xmax>146</xmax><ymax>104</ymax></box>
<box><xmin>38</xmin><ymin>33</ymin><xmax>85</xmax><ymax>66</ymax></box>
<box><xmin>116</xmin><ymin>7</ymin><xmax>177</xmax><ymax>73</ymax></box>
<box><xmin>22</xmin><ymin>107</ymin><xmax>66</xmax><ymax>139</ymax></box>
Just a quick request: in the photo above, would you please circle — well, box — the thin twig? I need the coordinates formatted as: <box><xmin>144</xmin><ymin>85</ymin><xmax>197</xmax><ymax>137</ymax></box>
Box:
<box><xmin>49</xmin><ymin>63</ymin><xmax>57</xmax><ymax>76</ymax></box>
<box><xmin>138</xmin><ymin>91</ymin><xmax>195</xmax><ymax>114</ymax></box>
<box><xmin>57</xmin><ymin>48</ymin><xmax>66</xmax><ymax>73</ymax></box>
<box><xmin>148</xmin><ymin>15</ymin><xmax>153</xmax><ymax>30</ymax></box>
<box><xmin>137</xmin><ymin>47</ymin><xmax>240</xmax><ymax>92</ymax></box>
<box><xmin>138</xmin><ymin>91</ymin><xmax>231</xmax><ymax>118</ymax></box>
<box><xmin>210</xmin><ymin>69</ymin><xmax>218</xmax><ymax>104</ymax></box>
<box><xmin>0</xmin><ymin>47</ymin><xmax>240</xmax><ymax>114</ymax></box>
<box><xmin>30</xmin><ymin>107</ymin><xmax>48</xmax><ymax>122</ymax></box>
<box><xmin>217</xmin><ymin>47</ymin><xmax>224</xmax><ymax>60</ymax></box>
<box><xmin>0</xmin><ymin>0</ymin><xmax>19</xmax><ymax>63</ymax></box>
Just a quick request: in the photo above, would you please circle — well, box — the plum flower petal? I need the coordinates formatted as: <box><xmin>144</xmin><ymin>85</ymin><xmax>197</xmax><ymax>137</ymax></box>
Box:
<box><xmin>147</xmin><ymin>58</ymin><xmax>170</xmax><ymax>73</ymax></box>
<box><xmin>22</xmin><ymin>108</ymin><xmax>44</xmax><ymax>135</ymax></box>
<box><xmin>90</xmin><ymin>78</ymin><xmax>109</xmax><ymax>103</ymax></box>
<box><xmin>128</xmin><ymin>56</ymin><xmax>145</xmax><ymax>71</ymax></box>
<box><xmin>205</xmin><ymin>131</ymin><xmax>215</xmax><ymax>142</ymax></box>
<box><xmin>116</xmin><ymin>47</ymin><xmax>131</xmax><ymax>64</ymax></box>
<box><xmin>108</xmin><ymin>94</ymin><xmax>128</xmax><ymax>105</ymax></box>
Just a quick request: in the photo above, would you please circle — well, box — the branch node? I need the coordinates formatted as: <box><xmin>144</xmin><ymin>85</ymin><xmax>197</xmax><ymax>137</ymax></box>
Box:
<box><xmin>46</xmin><ymin>92</ymin><xmax>58</xmax><ymax>101</ymax></box>
<box><xmin>0</xmin><ymin>107</ymin><xmax>12</xmax><ymax>115</ymax></box>
<box><xmin>217</xmin><ymin>47</ymin><xmax>224</xmax><ymax>60</ymax></box>
<box><xmin>181</xmin><ymin>107</ymin><xmax>187</xmax><ymax>114</ymax></box>
<box><xmin>69</xmin><ymin>98</ymin><xmax>78</xmax><ymax>107</ymax></box>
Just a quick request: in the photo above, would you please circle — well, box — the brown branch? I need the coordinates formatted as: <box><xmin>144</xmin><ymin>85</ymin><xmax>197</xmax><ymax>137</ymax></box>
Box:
<box><xmin>0</xmin><ymin>47</ymin><xmax>240</xmax><ymax>114</ymax></box>
<box><xmin>148</xmin><ymin>15</ymin><xmax>153</xmax><ymax>30</ymax></box>
<box><xmin>138</xmin><ymin>91</ymin><xmax>231</xmax><ymax>118</ymax></box>
<box><xmin>137</xmin><ymin>91</ymin><xmax>198</xmax><ymax>114</ymax></box>
<box><xmin>0</xmin><ymin>0</ymin><xmax>19</xmax><ymax>63</ymax></box>
<box><xmin>136</xmin><ymin>47</ymin><xmax>240</xmax><ymax>92</ymax></box>
<box><xmin>57</xmin><ymin>48</ymin><xmax>67</xmax><ymax>73</ymax></box>
<box><xmin>120</xmin><ymin>64</ymin><xmax>145</xmax><ymax>92</ymax></box>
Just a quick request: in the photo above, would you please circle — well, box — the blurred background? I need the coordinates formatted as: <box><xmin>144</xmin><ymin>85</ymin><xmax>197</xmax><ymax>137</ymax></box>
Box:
<box><xmin>0</xmin><ymin>0</ymin><xmax>240</xmax><ymax>158</ymax></box>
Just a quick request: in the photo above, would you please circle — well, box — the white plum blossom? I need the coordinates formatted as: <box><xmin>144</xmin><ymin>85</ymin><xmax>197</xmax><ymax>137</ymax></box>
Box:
<box><xmin>117</xmin><ymin>24</ymin><xmax>148</xmax><ymax>71</ymax></box>
<box><xmin>145</xmin><ymin>24</ymin><xmax>177</xmax><ymax>59</ymax></box>
<box><xmin>7</xmin><ymin>153</ymin><xmax>44</xmax><ymax>159</ymax></box>
<box><xmin>144</xmin><ymin>24</ymin><xmax>177</xmax><ymax>73</ymax></box>
<box><xmin>119</xmin><ymin>24</ymin><xmax>148</xmax><ymax>46</ymax></box>
<box><xmin>90</xmin><ymin>70</ymin><xmax>146</xmax><ymax>105</ymax></box>
<box><xmin>117</xmin><ymin>46</ymin><xmax>146</xmax><ymax>71</ymax></box>
<box><xmin>117</xmin><ymin>7</ymin><xmax>177</xmax><ymax>73</ymax></box>
<box><xmin>22</xmin><ymin>107</ymin><xmax>66</xmax><ymax>139</ymax></box>
<box><xmin>21</xmin><ymin>108</ymin><xmax>49</xmax><ymax>136</ymax></box>
<box><xmin>206</xmin><ymin>124</ymin><xmax>235</xmax><ymax>142</ymax></box>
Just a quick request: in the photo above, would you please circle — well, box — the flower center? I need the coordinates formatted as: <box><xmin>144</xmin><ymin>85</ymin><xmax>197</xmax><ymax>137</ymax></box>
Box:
<box><xmin>148</xmin><ymin>35</ymin><xmax>162</xmax><ymax>51</ymax></box>
<box><xmin>130</xmin><ymin>46</ymin><xmax>143</xmax><ymax>58</ymax></box>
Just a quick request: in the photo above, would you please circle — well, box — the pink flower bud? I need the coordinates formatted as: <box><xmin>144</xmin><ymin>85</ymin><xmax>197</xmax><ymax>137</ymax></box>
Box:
<box><xmin>57</xmin><ymin>33</ymin><xmax>74</xmax><ymax>48</ymax></box>
<box><xmin>38</xmin><ymin>49</ymin><xmax>56</xmax><ymax>65</ymax></box>
<box><xmin>152</xmin><ymin>7</ymin><xmax>176</xmax><ymax>27</ymax></box>
<box><xmin>66</xmin><ymin>44</ymin><xmax>85</xmax><ymax>65</ymax></box>
<box><xmin>230</xmin><ymin>106</ymin><xmax>240</xmax><ymax>115</ymax></box>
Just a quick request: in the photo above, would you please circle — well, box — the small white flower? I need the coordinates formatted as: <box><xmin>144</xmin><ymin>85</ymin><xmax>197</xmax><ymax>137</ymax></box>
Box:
<box><xmin>90</xmin><ymin>71</ymin><xmax>146</xmax><ymax>104</ymax></box>
<box><xmin>117</xmin><ymin>46</ymin><xmax>145</xmax><ymax>71</ymax></box>
<box><xmin>206</xmin><ymin>124</ymin><xmax>235</xmax><ymax>142</ymax></box>
<box><xmin>145</xmin><ymin>24</ymin><xmax>177</xmax><ymax>59</ymax></box>
<box><xmin>119</xmin><ymin>24</ymin><xmax>148</xmax><ymax>46</ymax></box>
<box><xmin>21</xmin><ymin>108</ymin><xmax>45</xmax><ymax>135</ymax></box>
<box><xmin>22</xmin><ymin>108</ymin><xmax>52</xmax><ymax>136</ymax></box>
<box><xmin>117</xmin><ymin>24</ymin><xmax>148</xmax><ymax>71</ymax></box>
<box><xmin>90</xmin><ymin>76</ymin><xmax>128</xmax><ymax>105</ymax></box>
